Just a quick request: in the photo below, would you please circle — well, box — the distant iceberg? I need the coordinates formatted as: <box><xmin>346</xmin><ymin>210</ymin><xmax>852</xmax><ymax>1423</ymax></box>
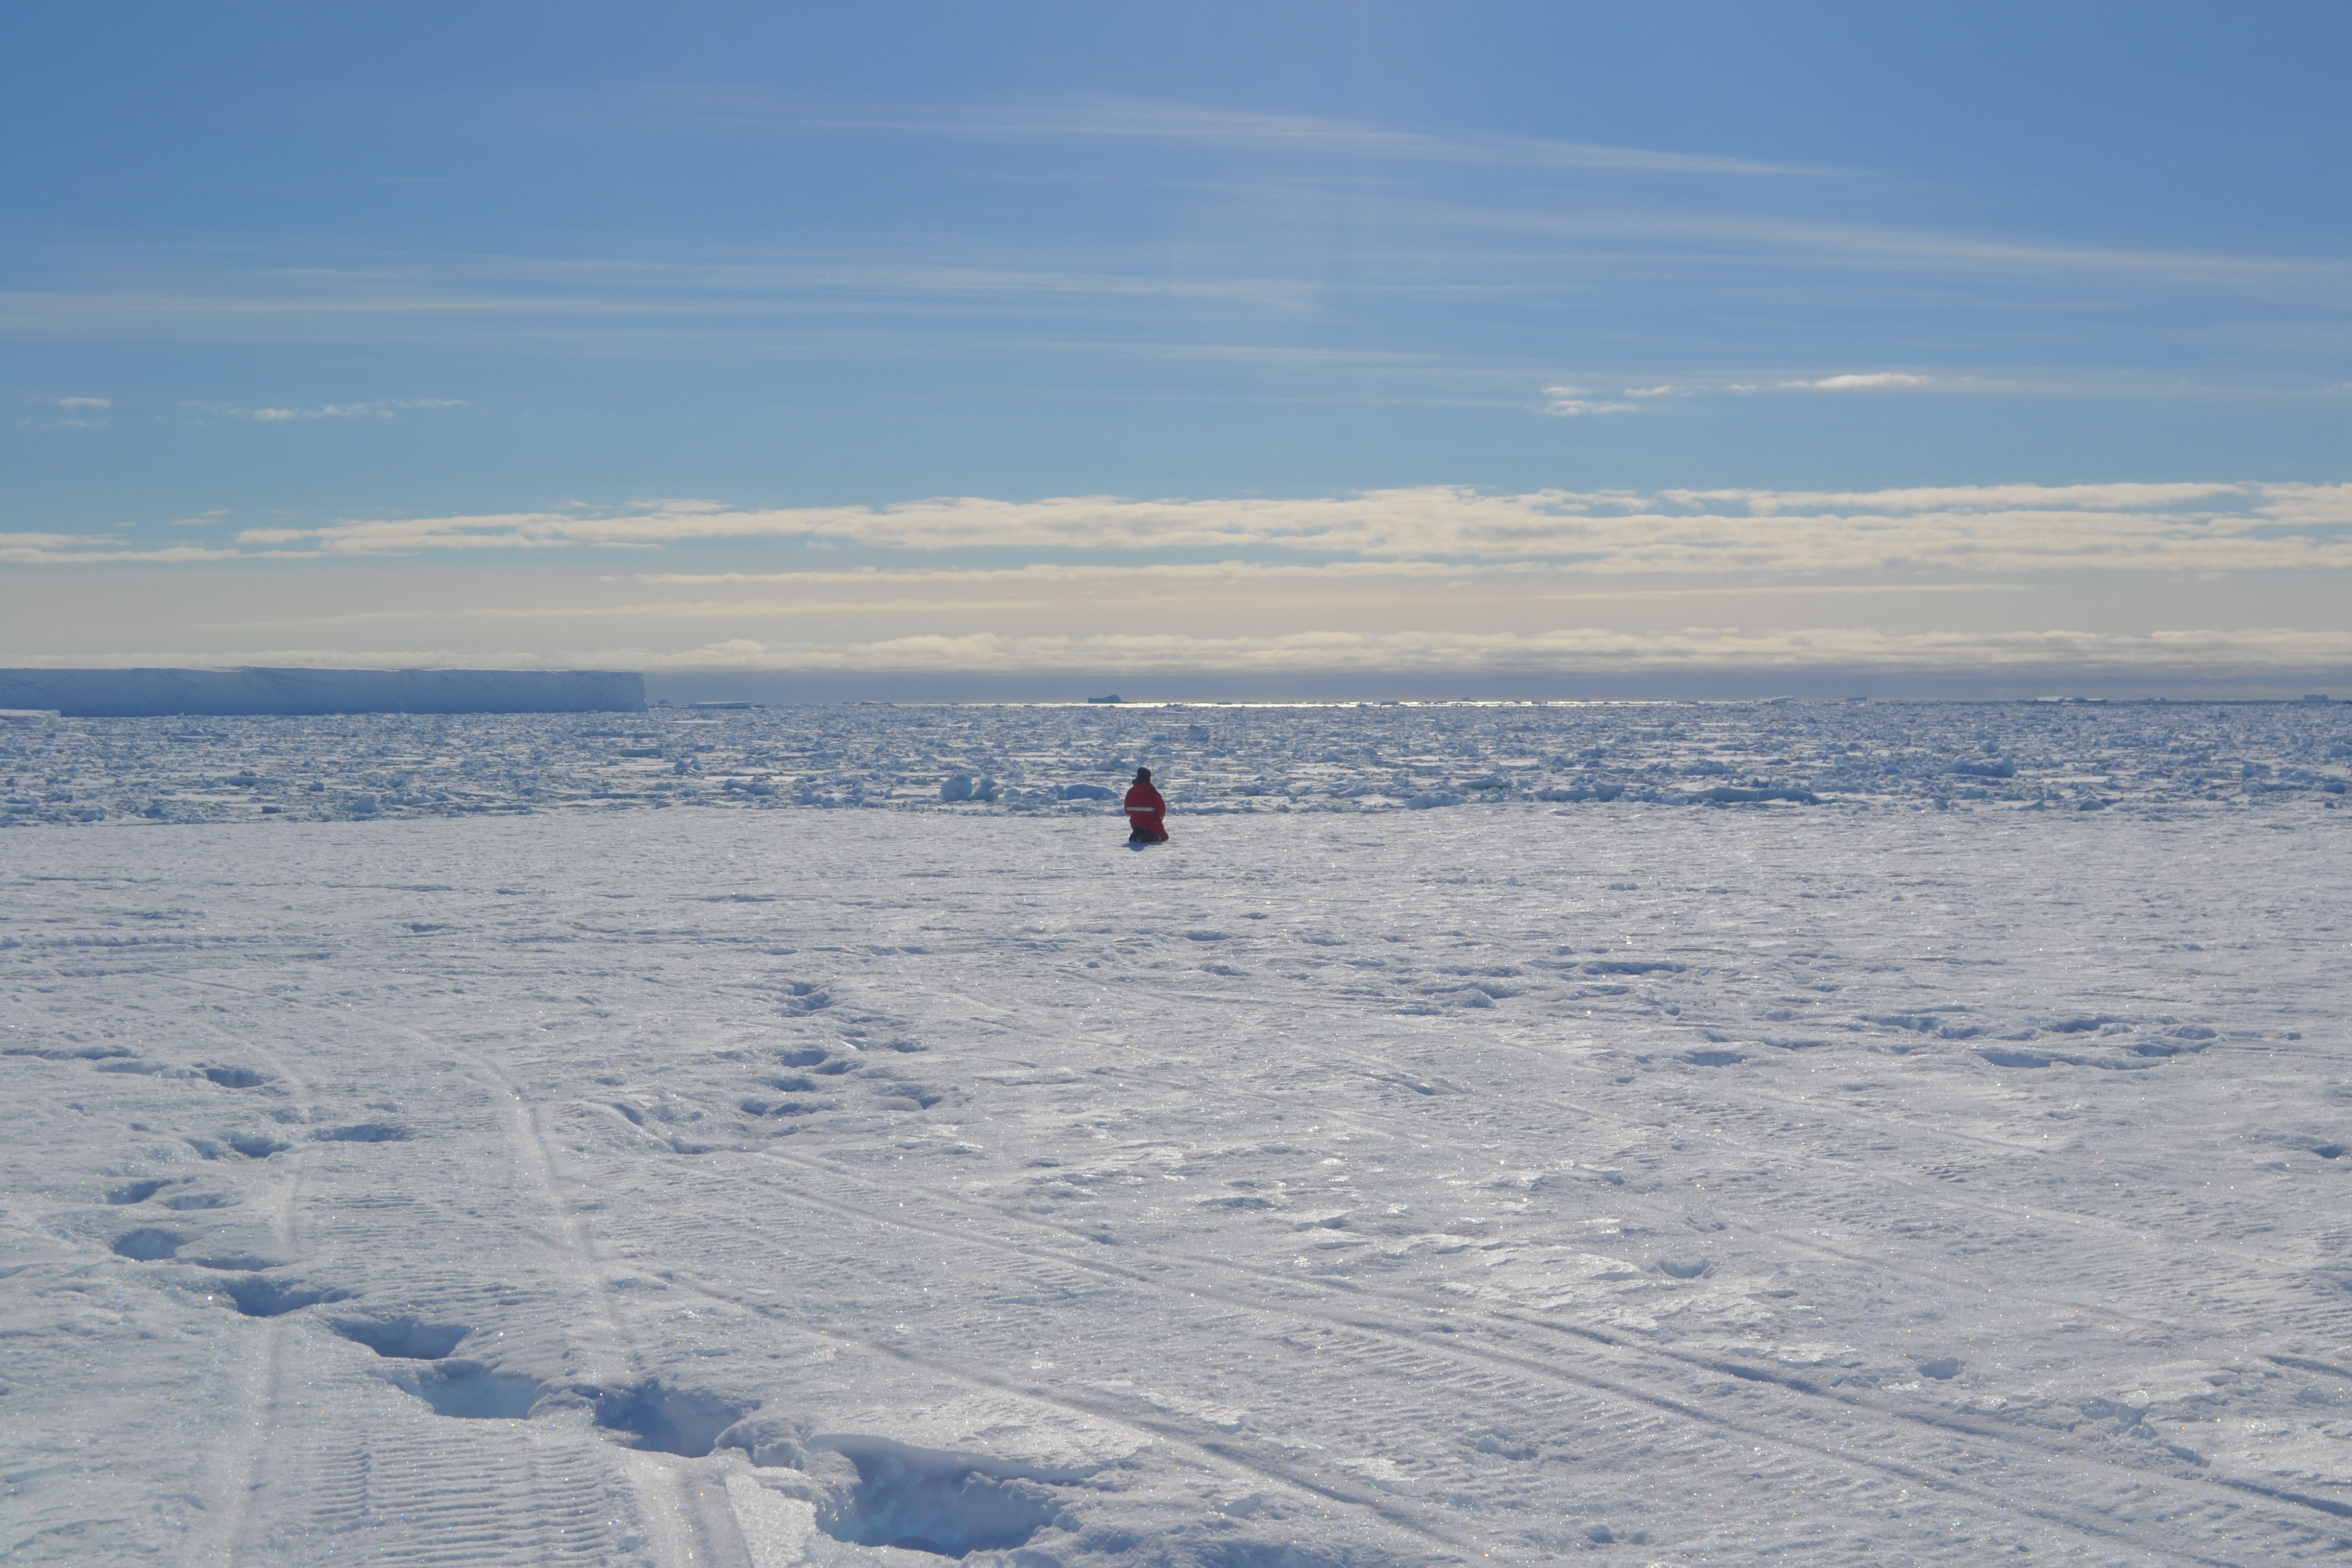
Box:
<box><xmin>0</xmin><ymin>667</ymin><xmax>644</xmax><ymax>717</ymax></box>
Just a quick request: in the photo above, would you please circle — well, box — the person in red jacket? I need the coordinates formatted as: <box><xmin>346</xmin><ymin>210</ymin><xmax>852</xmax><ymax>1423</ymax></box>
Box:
<box><xmin>1123</xmin><ymin>767</ymin><xmax>1168</xmax><ymax>843</ymax></box>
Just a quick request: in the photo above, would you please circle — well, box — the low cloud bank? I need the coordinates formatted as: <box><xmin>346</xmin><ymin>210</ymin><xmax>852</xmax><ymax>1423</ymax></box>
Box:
<box><xmin>12</xmin><ymin>482</ymin><xmax>2346</xmax><ymax>698</ymax></box>
<box><xmin>11</xmin><ymin>481</ymin><xmax>2352</xmax><ymax>575</ymax></box>
<box><xmin>10</xmin><ymin>627</ymin><xmax>2347</xmax><ymax>691</ymax></box>
<box><xmin>633</xmin><ymin>625</ymin><xmax>2352</xmax><ymax>675</ymax></box>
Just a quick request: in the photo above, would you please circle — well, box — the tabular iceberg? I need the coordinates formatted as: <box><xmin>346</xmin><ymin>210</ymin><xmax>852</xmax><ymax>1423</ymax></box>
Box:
<box><xmin>0</xmin><ymin>666</ymin><xmax>644</xmax><ymax>717</ymax></box>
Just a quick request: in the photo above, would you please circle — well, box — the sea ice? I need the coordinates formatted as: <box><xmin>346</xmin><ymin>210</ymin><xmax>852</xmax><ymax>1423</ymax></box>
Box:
<box><xmin>2</xmin><ymin>696</ymin><xmax>2344</xmax><ymax>828</ymax></box>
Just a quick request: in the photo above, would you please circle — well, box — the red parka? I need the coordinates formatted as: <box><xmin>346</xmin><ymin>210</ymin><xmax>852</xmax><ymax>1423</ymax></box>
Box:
<box><xmin>1123</xmin><ymin>778</ymin><xmax>1168</xmax><ymax>841</ymax></box>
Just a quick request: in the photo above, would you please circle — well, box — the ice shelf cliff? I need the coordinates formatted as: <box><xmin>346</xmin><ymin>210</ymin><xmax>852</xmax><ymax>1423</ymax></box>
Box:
<box><xmin>0</xmin><ymin>667</ymin><xmax>645</xmax><ymax>717</ymax></box>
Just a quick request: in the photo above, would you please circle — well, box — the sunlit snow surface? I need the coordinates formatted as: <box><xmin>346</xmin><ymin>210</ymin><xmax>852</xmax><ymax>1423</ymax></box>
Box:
<box><xmin>4</xmin><ymin>702</ymin><xmax>2349</xmax><ymax>1567</ymax></box>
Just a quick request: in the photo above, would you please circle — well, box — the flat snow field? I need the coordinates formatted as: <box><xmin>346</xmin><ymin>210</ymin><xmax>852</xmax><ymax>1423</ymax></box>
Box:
<box><xmin>4</xmin><ymin>709</ymin><xmax>2350</xmax><ymax>1566</ymax></box>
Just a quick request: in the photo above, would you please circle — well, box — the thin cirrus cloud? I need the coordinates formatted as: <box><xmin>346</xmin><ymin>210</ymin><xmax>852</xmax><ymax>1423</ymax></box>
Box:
<box><xmin>0</xmin><ymin>264</ymin><xmax>1321</xmax><ymax>342</ymax></box>
<box><xmin>669</xmin><ymin>92</ymin><xmax>1838</xmax><ymax>179</ymax></box>
<box><xmin>5</xmin><ymin>213</ymin><xmax>2331</xmax><ymax>379</ymax></box>
<box><xmin>11</xmin><ymin>88</ymin><xmax>2334</xmax><ymax>359</ymax></box>
<box><xmin>2</xmin><ymin>235</ymin><xmax>2313</xmax><ymax>352</ymax></box>
<box><xmin>56</xmin><ymin>480</ymin><xmax>2328</xmax><ymax>576</ymax></box>
<box><xmin>16</xmin><ymin>212</ymin><xmax>2323</xmax><ymax>336</ymax></box>
<box><xmin>1426</xmin><ymin>199</ymin><xmax>2352</xmax><ymax>296</ymax></box>
<box><xmin>792</xmin><ymin>97</ymin><xmax>2347</xmax><ymax>297</ymax></box>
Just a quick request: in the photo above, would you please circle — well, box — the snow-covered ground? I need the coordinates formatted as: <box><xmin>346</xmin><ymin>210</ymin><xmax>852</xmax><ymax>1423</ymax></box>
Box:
<box><xmin>4</xmin><ymin>703</ymin><xmax>2349</xmax><ymax>1566</ymax></box>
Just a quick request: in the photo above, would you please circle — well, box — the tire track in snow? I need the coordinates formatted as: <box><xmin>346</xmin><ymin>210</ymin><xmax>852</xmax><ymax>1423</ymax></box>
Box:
<box><xmin>1032</xmin><ymin>977</ymin><xmax>2352</xmax><ymax>1449</ymax></box>
<box><xmin>280</xmin><ymin>921</ymin><xmax>2352</xmax><ymax>1561</ymax></box>
<box><xmin>638</xmin><ymin>1141</ymin><xmax>2258</xmax><ymax>1563</ymax></box>
<box><xmin>915</xmin><ymin>1005</ymin><xmax>2305</xmax><ymax>1367</ymax></box>
<box><xmin>18</xmin><ymin>808</ymin><xmax>2333</xmax><ymax>1568</ymax></box>
<box><xmin>8</xmin><ymin>963</ymin><xmax>334</xmax><ymax>1568</ymax></box>
<box><xmin>211</xmin><ymin>964</ymin><xmax>2305</xmax><ymax>1561</ymax></box>
<box><xmin>147</xmin><ymin>971</ymin><xmax>740</xmax><ymax>1567</ymax></box>
<box><xmin>542</xmin><ymin>936</ymin><xmax>2337</xmax><ymax>1562</ymax></box>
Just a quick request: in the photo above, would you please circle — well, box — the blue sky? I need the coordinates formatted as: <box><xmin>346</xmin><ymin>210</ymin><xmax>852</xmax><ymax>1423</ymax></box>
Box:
<box><xmin>5</xmin><ymin>3</ymin><xmax>2348</xmax><ymax>694</ymax></box>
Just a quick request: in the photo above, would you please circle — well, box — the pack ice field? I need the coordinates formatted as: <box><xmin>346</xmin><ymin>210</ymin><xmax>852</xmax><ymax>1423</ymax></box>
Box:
<box><xmin>3</xmin><ymin>700</ymin><xmax>2348</xmax><ymax>1567</ymax></box>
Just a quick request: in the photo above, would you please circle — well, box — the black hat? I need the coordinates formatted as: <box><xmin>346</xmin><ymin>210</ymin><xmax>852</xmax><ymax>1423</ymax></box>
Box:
<box><xmin>1134</xmin><ymin>767</ymin><xmax>1152</xmax><ymax>782</ymax></box>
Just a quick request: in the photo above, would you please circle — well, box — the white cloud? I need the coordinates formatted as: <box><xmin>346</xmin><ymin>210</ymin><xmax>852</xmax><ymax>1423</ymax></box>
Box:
<box><xmin>190</xmin><ymin>399</ymin><xmax>469</xmax><ymax>423</ymax></box>
<box><xmin>196</xmin><ymin>481</ymin><xmax>2352</xmax><ymax>577</ymax></box>
<box><xmin>22</xmin><ymin>624</ymin><xmax>2344</xmax><ymax>679</ymax></box>
<box><xmin>18</xmin><ymin>542</ymin><xmax>2348</xmax><ymax>680</ymax></box>
<box><xmin>1593</xmin><ymin>375</ymin><xmax>1937</xmax><ymax>400</ymax></box>
<box><xmin>167</xmin><ymin>564</ymin><xmax>2043</xmax><ymax>636</ymax></box>
<box><xmin>0</xmin><ymin>533</ymin><xmax>100</xmax><ymax>549</ymax></box>
<box><xmin>634</xmin><ymin>625</ymin><xmax>2352</xmax><ymax>676</ymax></box>
<box><xmin>622</xmin><ymin>560</ymin><xmax>1478</xmax><ymax>589</ymax></box>
<box><xmin>1781</xmin><ymin>373</ymin><xmax>1931</xmax><ymax>390</ymax></box>
<box><xmin>255</xmin><ymin>404</ymin><xmax>384</xmax><ymax>422</ymax></box>
<box><xmin>31</xmin><ymin>394</ymin><xmax>113</xmax><ymax>428</ymax></box>
<box><xmin>0</xmin><ymin>533</ymin><xmax>239</xmax><ymax>564</ymax></box>
<box><xmin>1660</xmin><ymin>481</ymin><xmax>2242</xmax><ymax>514</ymax></box>
<box><xmin>1541</xmin><ymin>386</ymin><xmax>1637</xmax><ymax>416</ymax></box>
<box><xmin>26</xmin><ymin>481</ymin><xmax>2352</xmax><ymax>580</ymax></box>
